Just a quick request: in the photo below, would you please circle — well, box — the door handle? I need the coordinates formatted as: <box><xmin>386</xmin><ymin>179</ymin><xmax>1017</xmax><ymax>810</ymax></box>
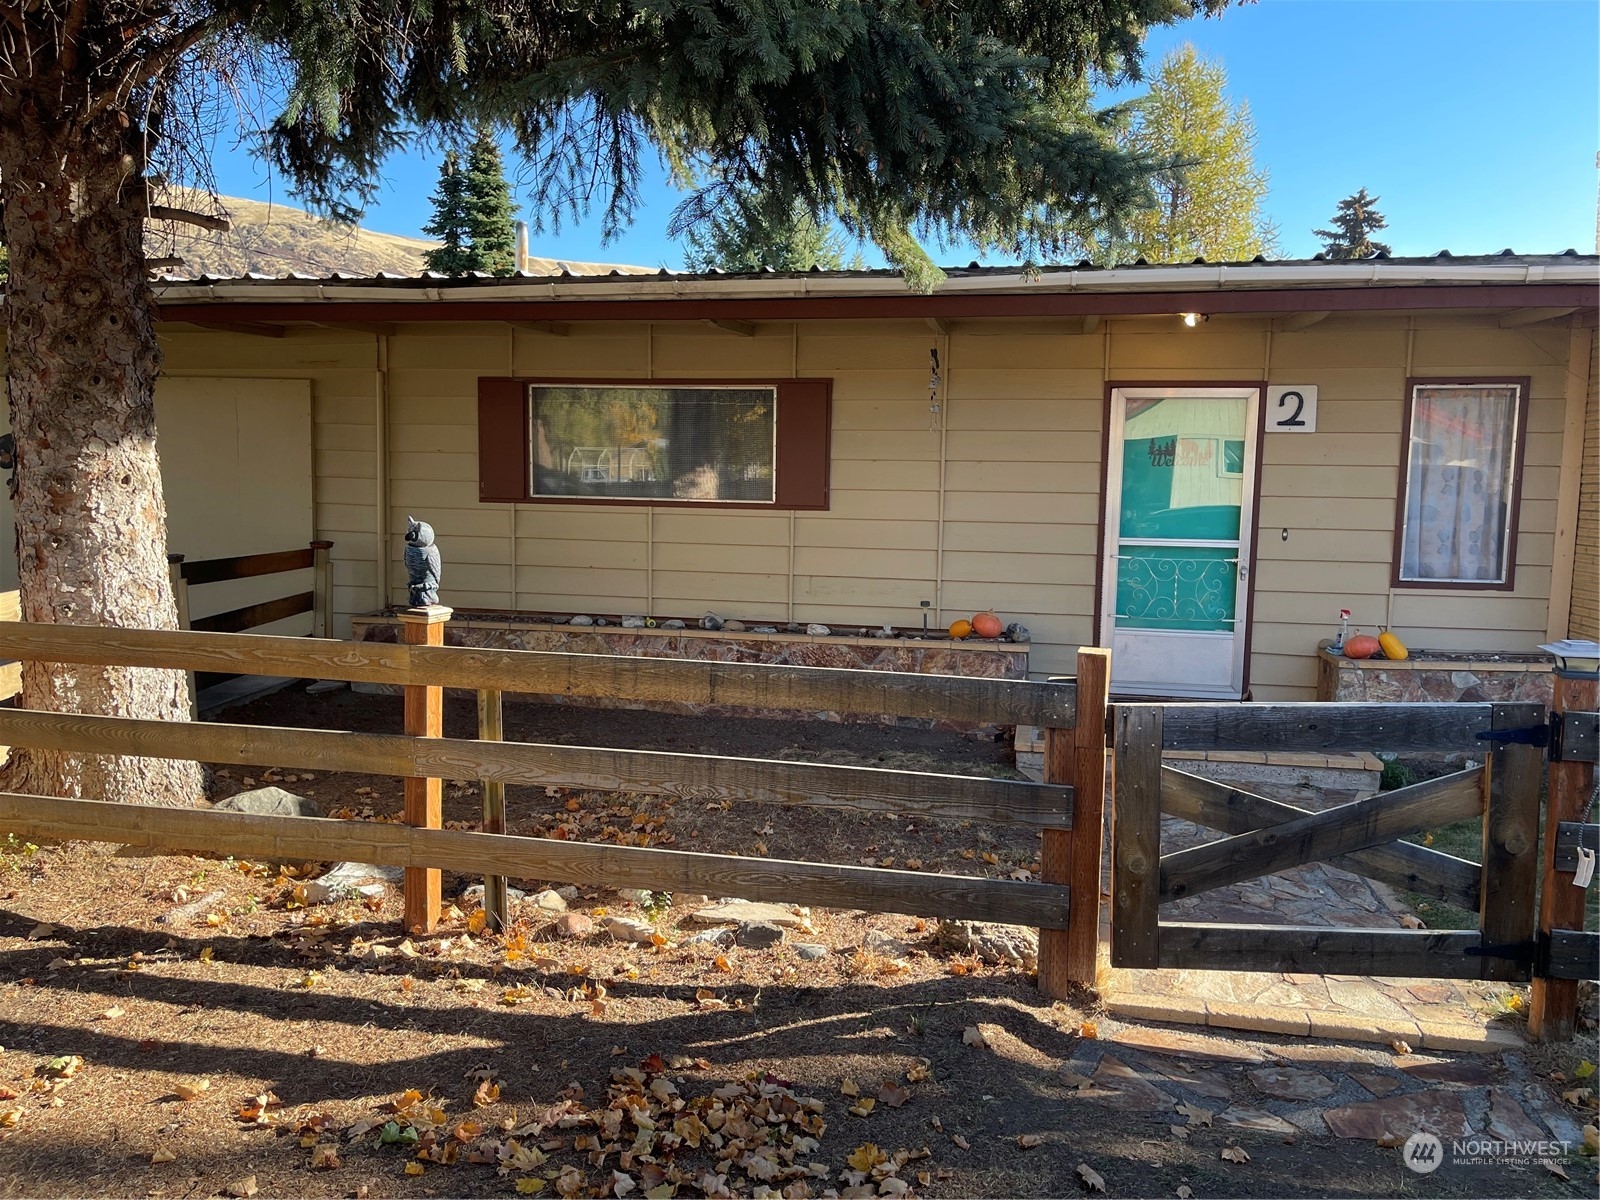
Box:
<box><xmin>1238</xmin><ymin>564</ymin><xmax>1249</xmax><ymax>581</ymax></box>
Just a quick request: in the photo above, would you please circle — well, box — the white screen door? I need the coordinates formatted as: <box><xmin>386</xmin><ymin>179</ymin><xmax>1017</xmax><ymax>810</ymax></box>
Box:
<box><xmin>1100</xmin><ymin>387</ymin><xmax>1261</xmax><ymax>698</ymax></box>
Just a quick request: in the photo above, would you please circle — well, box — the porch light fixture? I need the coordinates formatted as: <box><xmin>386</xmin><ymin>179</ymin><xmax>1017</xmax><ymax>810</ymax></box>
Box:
<box><xmin>1180</xmin><ymin>312</ymin><xmax>1207</xmax><ymax>327</ymax></box>
<box><xmin>1538</xmin><ymin>640</ymin><xmax>1600</xmax><ymax>679</ymax></box>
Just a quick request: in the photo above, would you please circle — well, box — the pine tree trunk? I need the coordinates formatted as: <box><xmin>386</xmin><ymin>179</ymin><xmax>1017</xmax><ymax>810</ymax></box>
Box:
<box><xmin>0</xmin><ymin>94</ymin><xmax>204</xmax><ymax>807</ymax></box>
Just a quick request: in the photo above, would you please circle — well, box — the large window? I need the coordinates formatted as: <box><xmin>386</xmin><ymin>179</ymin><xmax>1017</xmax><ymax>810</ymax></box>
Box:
<box><xmin>531</xmin><ymin>385</ymin><xmax>775</xmax><ymax>502</ymax></box>
<box><xmin>477</xmin><ymin>377</ymin><xmax>831</xmax><ymax>509</ymax></box>
<box><xmin>1394</xmin><ymin>379</ymin><xmax>1528</xmax><ymax>589</ymax></box>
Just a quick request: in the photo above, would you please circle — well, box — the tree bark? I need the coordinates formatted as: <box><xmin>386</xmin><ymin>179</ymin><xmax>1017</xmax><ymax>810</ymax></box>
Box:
<box><xmin>0</xmin><ymin>89</ymin><xmax>204</xmax><ymax>807</ymax></box>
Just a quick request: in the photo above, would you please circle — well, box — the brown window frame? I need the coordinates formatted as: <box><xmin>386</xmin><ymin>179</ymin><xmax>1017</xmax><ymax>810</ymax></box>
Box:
<box><xmin>478</xmin><ymin>376</ymin><xmax>832</xmax><ymax>510</ymax></box>
<box><xmin>1391</xmin><ymin>376</ymin><xmax>1530</xmax><ymax>593</ymax></box>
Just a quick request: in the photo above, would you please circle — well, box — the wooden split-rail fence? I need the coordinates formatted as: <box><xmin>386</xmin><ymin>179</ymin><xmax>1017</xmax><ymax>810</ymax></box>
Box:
<box><xmin>0</xmin><ymin>613</ymin><xmax>1110</xmax><ymax>999</ymax></box>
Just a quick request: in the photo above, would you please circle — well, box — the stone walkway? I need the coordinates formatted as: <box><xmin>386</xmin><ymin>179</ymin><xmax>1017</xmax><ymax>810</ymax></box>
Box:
<box><xmin>1099</xmin><ymin>810</ymin><xmax>1522</xmax><ymax>1052</ymax></box>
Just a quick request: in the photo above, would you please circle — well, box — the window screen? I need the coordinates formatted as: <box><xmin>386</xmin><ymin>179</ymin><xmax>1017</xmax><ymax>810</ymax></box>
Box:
<box><xmin>530</xmin><ymin>386</ymin><xmax>777</xmax><ymax>503</ymax></box>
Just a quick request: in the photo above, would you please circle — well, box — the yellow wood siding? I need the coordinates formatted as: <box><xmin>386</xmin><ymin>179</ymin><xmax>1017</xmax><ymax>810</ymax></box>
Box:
<box><xmin>0</xmin><ymin>310</ymin><xmax>1589</xmax><ymax>695</ymax></box>
<box><xmin>1571</xmin><ymin>330</ymin><xmax>1600</xmax><ymax>639</ymax></box>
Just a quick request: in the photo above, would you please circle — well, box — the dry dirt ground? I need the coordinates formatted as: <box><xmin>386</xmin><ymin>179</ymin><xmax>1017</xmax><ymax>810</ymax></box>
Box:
<box><xmin>0</xmin><ymin>685</ymin><xmax>1594</xmax><ymax>1199</ymax></box>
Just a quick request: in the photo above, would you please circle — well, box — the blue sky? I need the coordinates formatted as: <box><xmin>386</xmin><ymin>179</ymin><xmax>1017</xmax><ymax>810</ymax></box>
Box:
<box><xmin>209</xmin><ymin>0</ymin><xmax>1599</xmax><ymax>269</ymax></box>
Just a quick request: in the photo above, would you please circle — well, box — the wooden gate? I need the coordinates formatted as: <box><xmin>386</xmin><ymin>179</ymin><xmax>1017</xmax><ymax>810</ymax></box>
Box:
<box><xmin>1109</xmin><ymin>701</ymin><xmax>1551</xmax><ymax>982</ymax></box>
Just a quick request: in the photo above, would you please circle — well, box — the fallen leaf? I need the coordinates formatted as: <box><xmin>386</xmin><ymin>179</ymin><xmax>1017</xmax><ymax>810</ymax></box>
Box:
<box><xmin>878</xmin><ymin>1083</ymin><xmax>911</xmax><ymax>1109</ymax></box>
<box><xmin>404</xmin><ymin>1161</ymin><xmax>426</xmax><ymax>1176</ymax></box>
<box><xmin>467</xmin><ymin>909</ymin><xmax>488</xmax><ymax>934</ymax></box>
<box><xmin>1398</xmin><ymin>914</ymin><xmax>1424</xmax><ymax>929</ymax></box>
<box><xmin>848</xmin><ymin>1098</ymin><xmax>876</xmax><ymax>1117</ymax></box>
<box><xmin>1170</xmin><ymin>1125</ymin><xmax>1190</xmax><ymax>1141</ymax></box>
<box><xmin>840</xmin><ymin>1078</ymin><xmax>860</xmax><ymax>1097</ymax></box>
<box><xmin>1175</xmin><ymin>1101</ymin><xmax>1213</xmax><ymax>1127</ymax></box>
<box><xmin>150</xmin><ymin>1149</ymin><xmax>176</xmax><ymax>1164</ymax></box>
<box><xmin>1079</xmin><ymin>1021</ymin><xmax>1099</xmax><ymax>1039</ymax></box>
<box><xmin>1077</xmin><ymin>1164</ymin><xmax>1105</xmax><ymax>1192</ymax></box>
<box><xmin>98</xmin><ymin>1006</ymin><xmax>124</xmax><ymax>1021</ymax></box>
<box><xmin>1221</xmin><ymin>1146</ymin><xmax>1250</xmax><ymax>1164</ymax></box>
<box><xmin>227</xmin><ymin>1176</ymin><xmax>258</xmax><ymax>1198</ymax></box>
<box><xmin>1562</xmin><ymin>1087</ymin><xmax>1595</xmax><ymax>1107</ymax></box>
<box><xmin>1389</xmin><ymin>1039</ymin><xmax>1412</xmax><ymax>1056</ymax></box>
<box><xmin>952</xmin><ymin>1135</ymin><xmax>971</xmax><ymax>1151</ymax></box>
<box><xmin>961</xmin><ymin>1026</ymin><xmax>988</xmax><ymax>1049</ymax></box>
<box><xmin>1576</xmin><ymin>1060</ymin><xmax>1597</xmax><ymax>1079</ymax></box>
<box><xmin>906</xmin><ymin>1060</ymin><xmax>933</xmax><ymax>1083</ymax></box>
<box><xmin>1542</xmin><ymin>1158</ymin><xmax>1569</xmax><ymax>1181</ymax></box>
<box><xmin>1377</xmin><ymin>1133</ymin><xmax>1406</xmax><ymax>1149</ymax></box>
<box><xmin>1176</xmin><ymin>1187</ymin><xmax>1193</xmax><ymax>1199</ymax></box>
<box><xmin>1018</xmin><ymin>1134</ymin><xmax>1043</xmax><ymax>1149</ymax></box>
<box><xmin>473</xmin><ymin>1078</ymin><xmax>502</xmax><ymax>1108</ymax></box>
<box><xmin>848</xmin><ymin>1143</ymin><xmax>886</xmax><ymax>1172</ymax></box>
<box><xmin>173</xmin><ymin>1078</ymin><xmax>210</xmax><ymax>1101</ymax></box>
<box><xmin>515</xmin><ymin>1179</ymin><xmax>547</xmax><ymax>1195</ymax></box>
<box><xmin>311</xmin><ymin>1144</ymin><xmax>340</xmax><ymax>1170</ymax></box>
<box><xmin>198</xmin><ymin>946</ymin><xmax>214</xmax><ymax>963</ymax></box>
<box><xmin>42</xmin><ymin>1055</ymin><xmax>82</xmax><ymax>1079</ymax></box>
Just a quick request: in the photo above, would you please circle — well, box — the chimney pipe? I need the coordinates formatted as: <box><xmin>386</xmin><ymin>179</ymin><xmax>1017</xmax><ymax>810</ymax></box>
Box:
<box><xmin>514</xmin><ymin>220</ymin><xmax>530</xmax><ymax>273</ymax></box>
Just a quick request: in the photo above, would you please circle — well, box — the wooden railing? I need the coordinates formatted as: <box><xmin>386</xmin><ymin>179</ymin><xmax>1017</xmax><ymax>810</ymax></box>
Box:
<box><xmin>0</xmin><ymin>618</ymin><xmax>1109</xmax><ymax>998</ymax></box>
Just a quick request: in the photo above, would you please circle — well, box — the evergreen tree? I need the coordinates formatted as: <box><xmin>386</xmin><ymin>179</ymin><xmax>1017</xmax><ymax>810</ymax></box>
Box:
<box><xmin>462</xmin><ymin>131</ymin><xmax>518</xmax><ymax>276</ymax></box>
<box><xmin>682</xmin><ymin>194</ymin><xmax>858</xmax><ymax>273</ymax></box>
<box><xmin>0</xmin><ymin>0</ymin><xmax>1230</xmax><ymax>808</ymax></box>
<box><xmin>421</xmin><ymin>152</ymin><xmax>474</xmax><ymax>276</ymax></box>
<box><xmin>1079</xmin><ymin>45</ymin><xmax>1276</xmax><ymax>265</ymax></box>
<box><xmin>1315</xmin><ymin>188</ymin><xmax>1392</xmax><ymax>259</ymax></box>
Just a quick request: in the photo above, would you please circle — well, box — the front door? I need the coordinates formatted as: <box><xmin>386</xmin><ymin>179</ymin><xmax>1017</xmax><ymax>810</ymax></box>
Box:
<box><xmin>1100</xmin><ymin>386</ymin><xmax>1261</xmax><ymax>698</ymax></box>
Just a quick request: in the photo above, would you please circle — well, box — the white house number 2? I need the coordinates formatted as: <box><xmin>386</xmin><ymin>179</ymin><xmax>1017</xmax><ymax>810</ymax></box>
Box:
<box><xmin>1266</xmin><ymin>385</ymin><xmax>1318</xmax><ymax>433</ymax></box>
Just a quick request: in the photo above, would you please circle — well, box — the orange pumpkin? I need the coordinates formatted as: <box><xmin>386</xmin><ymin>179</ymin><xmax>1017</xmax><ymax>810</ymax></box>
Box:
<box><xmin>1343</xmin><ymin>632</ymin><xmax>1381</xmax><ymax>660</ymax></box>
<box><xmin>948</xmin><ymin>618</ymin><xmax>973</xmax><ymax>640</ymax></box>
<box><xmin>971</xmin><ymin>610</ymin><xmax>1004</xmax><ymax>639</ymax></box>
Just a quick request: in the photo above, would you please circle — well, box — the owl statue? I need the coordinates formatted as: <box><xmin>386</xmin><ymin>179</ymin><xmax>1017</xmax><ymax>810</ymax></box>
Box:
<box><xmin>404</xmin><ymin>516</ymin><xmax>442</xmax><ymax>607</ymax></box>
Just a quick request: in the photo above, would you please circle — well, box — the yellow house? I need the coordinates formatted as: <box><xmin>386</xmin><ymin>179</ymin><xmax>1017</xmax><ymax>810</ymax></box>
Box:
<box><xmin>1</xmin><ymin>253</ymin><xmax>1596</xmax><ymax>701</ymax></box>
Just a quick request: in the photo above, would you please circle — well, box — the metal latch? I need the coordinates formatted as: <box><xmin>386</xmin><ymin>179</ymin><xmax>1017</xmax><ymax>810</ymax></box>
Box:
<box><xmin>1464</xmin><ymin>939</ymin><xmax>1536</xmax><ymax>967</ymax></box>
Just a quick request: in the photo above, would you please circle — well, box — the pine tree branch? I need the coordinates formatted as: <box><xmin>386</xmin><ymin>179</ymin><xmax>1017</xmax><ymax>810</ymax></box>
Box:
<box><xmin>146</xmin><ymin>205</ymin><xmax>230</xmax><ymax>233</ymax></box>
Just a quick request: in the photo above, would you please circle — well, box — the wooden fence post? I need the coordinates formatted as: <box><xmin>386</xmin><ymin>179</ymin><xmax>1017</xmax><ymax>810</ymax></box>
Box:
<box><xmin>167</xmin><ymin>553</ymin><xmax>196</xmax><ymax>717</ymax></box>
<box><xmin>398</xmin><ymin>605</ymin><xmax>451</xmax><ymax>933</ymax></box>
<box><xmin>1111</xmin><ymin>704</ymin><xmax>1162</xmax><ymax>969</ymax></box>
<box><xmin>1040</xmin><ymin>648</ymin><xmax>1110</xmax><ymax>996</ymax></box>
<box><xmin>1530</xmin><ymin>672</ymin><xmax>1598</xmax><ymax>1040</ymax></box>
<box><xmin>477</xmin><ymin>688</ymin><xmax>509</xmax><ymax>932</ymax></box>
<box><xmin>1479</xmin><ymin>702</ymin><xmax>1544</xmax><ymax>984</ymax></box>
<box><xmin>310</xmin><ymin>541</ymin><xmax>334</xmax><ymax>638</ymax></box>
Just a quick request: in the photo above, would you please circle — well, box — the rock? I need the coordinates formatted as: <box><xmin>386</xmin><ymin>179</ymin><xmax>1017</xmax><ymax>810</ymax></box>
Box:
<box><xmin>795</xmin><ymin>943</ymin><xmax>829</xmax><ymax>961</ymax></box>
<box><xmin>1004</xmin><ymin>622</ymin><xmax>1031</xmax><ymax>643</ymax></box>
<box><xmin>158</xmin><ymin>889</ymin><xmax>227</xmax><ymax>926</ymax></box>
<box><xmin>530</xmin><ymin>889</ymin><xmax>567</xmax><ymax>913</ymax></box>
<box><xmin>805</xmin><ymin>623</ymin><xmax>831</xmax><ymax>637</ymax></box>
<box><xmin>661</xmin><ymin>619</ymin><xmax>687</xmax><ymax>630</ymax></box>
<box><xmin>1347</xmin><ymin>1072</ymin><xmax>1402</xmax><ymax>1098</ymax></box>
<box><xmin>555</xmin><ymin>913</ymin><xmax>593</xmax><ymax>939</ymax></box>
<box><xmin>594</xmin><ymin>617</ymin><xmax>609</xmax><ymax>626</ymax></box>
<box><xmin>863</xmin><ymin>930</ymin><xmax>909</xmax><ymax>957</ymax></box>
<box><xmin>753</xmin><ymin>626</ymin><xmax>778</xmax><ymax>634</ymax></box>
<box><xmin>305</xmin><ymin>679</ymin><xmax>346</xmax><ymax>695</ymax></box>
<box><xmin>358</xmin><ymin>942</ymin><xmax>394</xmax><ymax>962</ymax></box>
<box><xmin>1218</xmin><ymin>1107</ymin><xmax>1301</xmax><ymax>1136</ymax></box>
<box><xmin>723</xmin><ymin>620</ymin><xmax>746</xmax><ymax>632</ymax></box>
<box><xmin>690</xmin><ymin>901</ymin><xmax>807</xmax><ymax>928</ymax></box>
<box><xmin>301</xmin><ymin>862</ymin><xmax>400</xmax><ymax>904</ymax></box>
<box><xmin>700</xmin><ymin>612</ymin><xmax>723</xmax><ymax>631</ymax></box>
<box><xmin>556</xmin><ymin>885</ymin><xmax>580</xmax><ymax>901</ymax></box>
<box><xmin>1153</xmin><ymin>1067</ymin><xmax>1233</xmax><ymax>1101</ymax></box>
<box><xmin>1247</xmin><ymin>1067</ymin><xmax>1337</xmax><ymax>1101</ymax></box>
<box><xmin>871</xmin><ymin>626</ymin><xmax>893</xmax><ymax>639</ymax></box>
<box><xmin>459</xmin><ymin>883</ymin><xmax>529</xmax><ymax>907</ymax></box>
<box><xmin>603</xmin><ymin>916</ymin><xmax>659</xmax><ymax>944</ymax></box>
<box><xmin>621</xmin><ymin>616</ymin><xmax>647</xmax><ymax>628</ymax></box>
<box><xmin>682</xmin><ymin>928</ymin><xmax>735</xmax><ymax>947</ymax></box>
<box><xmin>1323</xmin><ymin>1090</ymin><xmax>1471</xmax><ymax>1141</ymax></box>
<box><xmin>1080</xmin><ymin>1055</ymin><xmax>1174</xmax><ymax>1111</ymax></box>
<box><xmin>676</xmin><ymin>894</ymin><xmax>710</xmax><ymax>906</ymax></box>
<box><xmin>1486</xmin><ymin>1088</ymin><xmax>1546</xmax><ymax>1144</ymax></box>
<box><xmin>214</xmin><ymin>786</ymin><xmax>322</xmax><ymax>818</ymax></box>
<box><xmin>1397</xmin><ymin>1058</ymin><xmax>1494</xmax><ymax>1085</ymax></box>
<box><xmin>735</xmin><ymin>921</ymin><xmax>786</xmax><ymax>949</ymax></box>
<box><xmin>570</xmin><ymin>615</ymin><xmax>594</xmax><ymax>626</ymax></box>
<box><xmin>1109</xmin><ymin>1028</ymin><xmax>1267</xmax><ymax>1065</ymax></box>
<box><xmin>937</xmin><ymin>920</ymin><xmax>1037</xmax><ymax>968</ymax></box>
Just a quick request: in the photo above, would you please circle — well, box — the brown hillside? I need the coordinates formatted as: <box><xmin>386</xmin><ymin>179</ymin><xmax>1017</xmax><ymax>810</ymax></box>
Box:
<box><xmin>145</xmin><ymin>192</ymin><xmax>651</xmax><ymax>279</ymax></box>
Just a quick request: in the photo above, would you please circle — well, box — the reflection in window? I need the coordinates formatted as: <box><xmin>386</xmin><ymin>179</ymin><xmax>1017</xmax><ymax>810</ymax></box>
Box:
<box><xmin>530</xmin><ymin>386</ymin><xmax>776</xmax><ymax>502</ymax></box>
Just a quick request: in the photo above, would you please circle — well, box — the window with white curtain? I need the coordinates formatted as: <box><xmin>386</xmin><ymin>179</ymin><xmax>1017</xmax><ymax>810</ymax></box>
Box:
<box><xmin>1396</xmin><ymin>380</ymin><xmax>1525</xmax><ymax>588</ymax></box>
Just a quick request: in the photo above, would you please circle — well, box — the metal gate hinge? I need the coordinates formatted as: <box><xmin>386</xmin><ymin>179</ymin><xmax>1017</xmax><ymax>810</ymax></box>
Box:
<box><xmin>1476</xmin><ymin>724</ymin><xmax>1550</xmax><ymax>749</ymax></box>
<box><xmin>1550</xmin><ymin>711</ymin><xmax>1599</xmax><ymax>763</ymax></box>
<box><xmin>1465</xmin><ymin>939</ymin><xmax>1536</xmax><ymax>966</ymax></box>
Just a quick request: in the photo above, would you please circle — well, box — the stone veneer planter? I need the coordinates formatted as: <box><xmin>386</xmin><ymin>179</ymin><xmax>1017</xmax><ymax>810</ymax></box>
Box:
<box><xmin>1314</xmin><ymin>640</ymin><xmax>1553</xmax><ymax>707</ymax></box>
<box><xmin>350</xmin><ymin>609</ymin><xmax>1029</xmax><ymax>732</ymax></box>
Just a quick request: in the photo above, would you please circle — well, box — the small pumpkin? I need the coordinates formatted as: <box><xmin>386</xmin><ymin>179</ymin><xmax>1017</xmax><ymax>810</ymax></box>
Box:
<box><xmin>1378</xmin><ymin>628</ymin><xmax>1409</xmax><ymax>661</ymax></box>
<box><xmin>948</xmin><ymin>618</ymin><xmax>973</xmax><ymax>640</ymax></box>
<box><xmin>971</xmin><ymin>610</ymin><xmax>1004</xmax><ymax>639</ymax></box>
<box><xmin>1343</xmin><ymin>632</ymin><xmax>1381</xmax><ymax>660</ymax></box>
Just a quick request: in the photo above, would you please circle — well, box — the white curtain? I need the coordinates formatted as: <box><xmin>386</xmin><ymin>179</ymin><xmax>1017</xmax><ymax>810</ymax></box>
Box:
<box><xmin>1400</xmin><ymin>385</ymin><xmax>1518</xmax><ymax>583</ymax></box>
